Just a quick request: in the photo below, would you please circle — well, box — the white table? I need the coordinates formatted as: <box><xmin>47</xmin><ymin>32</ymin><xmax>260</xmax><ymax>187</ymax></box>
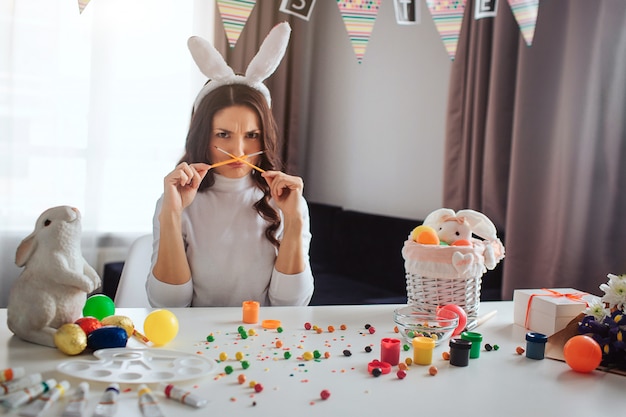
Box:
<box><xmin>0</xmin><ymin>302</ymin><xmax>623</xmax><ymax>417</ymax></box>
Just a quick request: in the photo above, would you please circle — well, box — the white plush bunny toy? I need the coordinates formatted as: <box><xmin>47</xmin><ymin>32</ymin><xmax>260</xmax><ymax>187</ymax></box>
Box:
<box><xmin>7</xmin><ymin>206</ymin><xmax>101</xmax><ymax>347</ymax></box>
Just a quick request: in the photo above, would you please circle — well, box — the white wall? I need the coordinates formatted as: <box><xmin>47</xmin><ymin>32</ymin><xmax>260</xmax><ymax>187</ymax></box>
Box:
<box><xmin>303</xmin><ymin>1</ymin><xmax>450</xmax><ymax>221</ymax></box>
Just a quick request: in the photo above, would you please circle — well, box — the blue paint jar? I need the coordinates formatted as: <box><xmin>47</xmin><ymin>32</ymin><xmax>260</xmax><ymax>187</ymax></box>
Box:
<box><xmin>525</xmin><ymin>332</ymin><xmax>548</xmax><ymax>360</ymax></box>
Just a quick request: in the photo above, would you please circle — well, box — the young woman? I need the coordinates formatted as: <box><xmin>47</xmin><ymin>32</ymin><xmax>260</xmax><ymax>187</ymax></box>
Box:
<box><xmin>146</xmin><ymin>83</ymin><xmax>314</xmax><ymax>307</ymax></box>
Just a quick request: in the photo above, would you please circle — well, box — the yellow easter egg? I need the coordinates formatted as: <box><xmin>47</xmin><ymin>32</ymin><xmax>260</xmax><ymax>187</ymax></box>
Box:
<box><xmin>101</xmin><ymin>315</ymin><xmax>135</xmax><ymax>338</ymax></box>
<box><xmin>54</xmin><ymin>323</ymin><xmax>87</xmax><ymax>356</ymax></box>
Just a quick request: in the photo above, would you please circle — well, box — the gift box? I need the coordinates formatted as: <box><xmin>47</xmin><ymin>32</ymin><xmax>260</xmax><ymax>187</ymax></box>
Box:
<box><xmin>513</xmin><ymin>288</ymin><xmax>599</xmax><ymax>336</ymax></box>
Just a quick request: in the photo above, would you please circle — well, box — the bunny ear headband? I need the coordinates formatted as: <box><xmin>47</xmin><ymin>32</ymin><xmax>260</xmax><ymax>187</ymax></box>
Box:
<box><xmin>187</xmin><ymin>22</ymin><xmax>291</xmax><ymax>110</ymax></box>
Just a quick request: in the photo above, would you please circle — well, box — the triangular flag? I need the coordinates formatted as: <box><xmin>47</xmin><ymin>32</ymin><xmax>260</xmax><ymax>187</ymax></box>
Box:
<box><xmin>508</xmin><ymin>0</ymin><xmax>539</xmax><ymax>46</ymax></box>
<box><xmin>336</xmin><ymin>0</ymin><xmax>381</xmax><ymax>64</ymax></box>
<box><xmin>425</xmin><ymin>0</ymin><xmax>467</xmax><ymax>61</ymax></box>
<box><xmin>217</xmin><ymin>0</ymin><xmax>257</xmax><ymax>48</ymax></box>
<box><xmin>77</xmin><ymin>0</ymin><xmax>91</xmax><ymax>14</ymax></box>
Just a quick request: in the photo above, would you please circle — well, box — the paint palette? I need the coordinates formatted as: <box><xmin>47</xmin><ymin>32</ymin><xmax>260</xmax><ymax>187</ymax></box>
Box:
<box><xmin>57</xmin><ymin>348</ymin><xmax>218</xmax><ymax>383</ymax></box>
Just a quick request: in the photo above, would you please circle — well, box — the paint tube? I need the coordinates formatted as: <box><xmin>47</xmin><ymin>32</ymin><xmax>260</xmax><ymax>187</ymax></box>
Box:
<box><xmin>137</xmin><ymin>384</ymin><xmax>164</xmax><ymax>417</ymax></box>
<box><xmin>61</xmin><ymin>381</ymin><xmax>89</xmax><ymax>417</ymax></box>
<box><xmin>92</xmin><ymin>383</ymin><xmax>120</xmax><ymax>417</ymax></box>
<box><xmin>0</xmin><ymin>367</ymin><xmax>25</xmax><ymax>383</ymax></box>
<box><xmin>158</xmin><ymin>383</ymin><xmax>208</xmax><ymax>408</ymax></box>
<box><xmin>19</xmin><ymin>380</ymin><xmax>70</xmax><ymax>417</ymax></box>
<box><xmin>0</xmin><ymin>373</ymin><xmax>42</xmax><ymax>397</ymax></box>
<box><xmin>0</xmin><ymin>379</ymin><xmax>56</xmax><ymax>410</ymax></box>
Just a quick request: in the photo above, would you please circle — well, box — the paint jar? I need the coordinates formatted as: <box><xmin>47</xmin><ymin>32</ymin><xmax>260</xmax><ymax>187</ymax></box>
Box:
<box><xmin>525</xmin><ymin>332</ymin><xmax>548</xmax><ymax>360</ymax></box>
<box><xmin>380</xmin><ymin>338</ymin><xmax>401</xmax><ymax>366</ymax></box>
<box><xmin>461</xmin><ymin>331</ymin><xmax>483</xmax><ymax>359</ymax></box>
<box><xmin>412</xmin><ymin>337</ymin><xmax>436</xmax><ymax>365</ymax></box>
<box><xmin>449</xmin><ymin>338</ymin><xmax>472</xmax><ymax>367</ymax></box>
<box><xmin>242</xmin><ymin>301</ymin><xmax>259</xmax><ymax>324</ymax></box>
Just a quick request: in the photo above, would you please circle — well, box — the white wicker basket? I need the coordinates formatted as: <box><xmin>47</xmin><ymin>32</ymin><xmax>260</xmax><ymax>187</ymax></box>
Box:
<box><xmin>402</xmin><ymin>238</ymin><xmax>504</xmax><ymax>320</ymax></box>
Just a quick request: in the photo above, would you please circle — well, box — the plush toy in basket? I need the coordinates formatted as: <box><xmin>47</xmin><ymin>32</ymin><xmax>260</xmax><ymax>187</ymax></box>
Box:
<box><xmin>402</xmin><ymin>208</ymin><xmax>505</xmax><ymax>320</ymax></box>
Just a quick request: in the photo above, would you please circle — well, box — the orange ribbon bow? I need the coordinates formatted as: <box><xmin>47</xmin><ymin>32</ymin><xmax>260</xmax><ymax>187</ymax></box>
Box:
<box><xmin>525</xmin><ymin>288</ymin><xmax>589</xmax><ymax>329</ymax></box>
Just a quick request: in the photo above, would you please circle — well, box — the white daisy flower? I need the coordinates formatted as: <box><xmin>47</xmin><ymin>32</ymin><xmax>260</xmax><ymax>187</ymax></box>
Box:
<box><xmin>600</xmin><ymin>273</ymin><xmax>626</xmax><ymax>310</ymax></box>
<box><xmin>584</xmin><ymin>298</ymin><xmax>609</xmax><ymax>321</ymax></box>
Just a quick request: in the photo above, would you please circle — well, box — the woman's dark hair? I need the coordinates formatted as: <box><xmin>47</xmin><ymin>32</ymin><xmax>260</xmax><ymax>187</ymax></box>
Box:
<box><xmin>180</xmin><ymin>84</ymin><xmax>283</xmax><ymax>248</ymax></box>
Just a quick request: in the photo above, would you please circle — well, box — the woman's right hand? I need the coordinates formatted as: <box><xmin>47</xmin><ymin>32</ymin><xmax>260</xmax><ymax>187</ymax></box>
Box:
<box><xmin>161</xmin><ymin>162</ymin><xmax>210</xmax><ymax>214</ymax></box>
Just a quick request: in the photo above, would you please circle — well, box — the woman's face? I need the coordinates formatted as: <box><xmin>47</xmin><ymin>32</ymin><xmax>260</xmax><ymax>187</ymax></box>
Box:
<box><xmin>209</xmin><ymin>104</ymin><xmax>263</xmax><ymax>179</ymax></box>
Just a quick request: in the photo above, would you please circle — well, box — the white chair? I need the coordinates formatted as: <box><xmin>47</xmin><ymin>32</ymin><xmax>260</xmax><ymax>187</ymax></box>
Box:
<box><xmin>114</xmin><ymin>234</ymin><xmax>153</xmax><ymax>308</ymax></box>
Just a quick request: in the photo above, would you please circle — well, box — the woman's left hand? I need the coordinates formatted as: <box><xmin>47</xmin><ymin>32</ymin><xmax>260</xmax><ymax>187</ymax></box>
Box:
<box><xmin>262</xmin><ymin>171</ymin><xmax>304</xmax><ymax>218</ymax></box>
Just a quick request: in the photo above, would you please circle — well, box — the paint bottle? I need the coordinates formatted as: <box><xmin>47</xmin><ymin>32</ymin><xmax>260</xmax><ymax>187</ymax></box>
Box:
<box><xmin>380</xmin><ymin>338</ymin><xmax>401</xmax><ymax>366</ymax></box>
<box><xmin>242</xmin><ymin>300</ymin><xmax>260</xmax><ymax>324</ymax></box>
<box><xmin>412</xmin><ymin>337</ymin><xmax>436</xmax><ymax>365</ymax></box>
<box><xmin>461</xmin><ymin>331</ymin><xmax>483</xmax><ymax>359</ymax></box>
<box><xmin>525</xmin><ymin>332</ymin><xmax>548</xmax><ymax>360</ymax></box>
<box><xmin>449</xmin><ymin>338</ymin><xmax>472</xmax><ymax>367</ymax></box>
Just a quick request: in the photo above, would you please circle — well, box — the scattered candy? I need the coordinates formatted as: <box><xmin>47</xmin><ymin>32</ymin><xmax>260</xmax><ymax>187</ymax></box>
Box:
<box><xmin>485</xmin><ymin>343</ymin><xmax>493</xmax><ymax>351</ymax></box>
<box><xmin>249</xmin><ymin>381</ymin><xmax>257</xmax><ymax>388</ymax></box>
<box><xmin>368</xmin><ymin>327</ymin><xmax>376</xmax><ymax>334</ymax></box>
<box><xmin>219</xmin><ymin>352</ymin><xmax>228</xmax><ymax>361</ymax></box>
<box><xmin>303</xmin><ymin>352</ymin><xmax>314</xmax><ymax>361</ymax></box>
<box><xmin>397</xmin><ymin>369</ymin><xmax>407</xmax><ymax>379</ymax></box>
<box><xmin>304</xmin><ymin>322</ymin><xmax>312</xmax><ymax>330</ymax></box>
<box><xmin>235</xmin><ymin>352</ymin><xmax>244</xmax><ymax>361</ymax></box>
<box><xmin>340</xmin><ymin>324</ymin><xmax>347</xmax><ymax>330</ymax></box>
<box><xmin>403</xmin><ymin>344</ymin><xmax>410</xmax><ymax>351</ymax></box>
<box><xmin>442</xmin><ymin>351</ymin><xmax>450</xmax><ymax>360</ymax></box>
<box><xmin>313</xmin><ymin>350</ymin><xmax>321</xmax><ymax>359</ymax></box>
<box><xmin>394</xmin><ymin>326</ymin><xmax>399</xmax><ymax>333</ymax></box>
<box><xmin>320</xmin><ymin>389</ymin><xmax>331</xmax><ymax>400</ymax></box>
<box><xmin>324</xmin><ymin>352</ymin><xmax>331</xmax><ymax>359</ymax></box>
<box><xmin>364</xmin><ymin>346</ymin><xmax>372</xmax><ymax>353</ymax></box>
<box><xmin>254</xmin><ymin>383</ymin><xmax>263</xmax><ymax>393</ymax></box>
<box><xmin>238</xmin><ymin>374</ymin><xmax>246</xmax><ymax>384</ymax></box>
<box><xmin>516</xmin><ymin>346</ymin><xmax>525</xmax><ymax>355</ymax></box>
<box><xmin>206</xmin><ymin>334</ymin><xmax>215</xmax><ymax>342</ymax></box>
<box><xmin>371</xmin><ymin>368</ymin><xmax>382</xmax><ymax>377</ymax></box>
<box><xmin>343</xmin><ymin>349</ymin><xmax>352</xmax><ymax>357</ymax></box>
<box><xmin>398</xmin><ymin>362</ymin><xmax>408</xmax><ymax>371</ymax></box>
<box><xmin>405</xmin><ymin>357</ymin><xmax>413</xmax><ymax>366</ymax></box>
<box><xmin>277</xmin><ymin>327</ymin><xmax>283</xmax><ymax>333</ymax></box>
<box><xmin>364</xmin><ymin>324</ymin><xmax>371</xmax><ymax>330</ymax></box>
<box><xmin>224</xmin><ymin>365</ymin><xmax>233</xmax><ymax>374</ymax></box>
<box><xmin>428</xmin><ymin>366</ymin><xmax>438</xmax><ymax>376</ymax></box>
<box><xmin>493</xmin><ymin>345</ymin><xmax>500</xmax><ymax>351</ymax></box>
<box><xmin>284</xmin><ymin>352</ymin><xmax>292</xmax><ymax>359</ymax></box>
<box><xmin>276</xmin><ymin>340</ymin><xmax>283</xmax><ymax>348</ymax></box>
<box><xmin>241</xmin><ymin>361</ymin><xmax>250</xmax><ymax>369</ymax></box>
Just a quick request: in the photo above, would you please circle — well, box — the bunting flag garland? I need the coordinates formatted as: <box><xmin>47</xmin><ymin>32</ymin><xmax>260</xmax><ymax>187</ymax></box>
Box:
<box><xmin>508</xmin><ymin>0</ymin><xmax>539</xmax><ymax>46</ymax></box>
<box><xmin>336</xmin><ymin>0</ymin><xmax>381</xmax><ymax>64</ymax></box>
<box><xmin>425</xmin><ymin>0</ymin><xmax>467</xmax><ymax>61</ymax></box>
<box><xmin>217</xmin><ymin>0</ymin><xmax>257</xmax><ymax>48</ymax></box>
<box><xmin>77</xmin><ymin>0</ymin><xmax>91</xmax><ymax>14</ymax></box>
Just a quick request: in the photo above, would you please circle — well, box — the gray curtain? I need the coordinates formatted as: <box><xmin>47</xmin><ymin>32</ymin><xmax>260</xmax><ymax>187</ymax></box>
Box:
<box><xmin>444</xmin><ymin>0</ymin><xmax>626</xmax><ymax>299</ymax></box>
<box><xmin>213</xmin><ymin>6</ymin><xmax>314</xmax><ymax>176</ymax></box>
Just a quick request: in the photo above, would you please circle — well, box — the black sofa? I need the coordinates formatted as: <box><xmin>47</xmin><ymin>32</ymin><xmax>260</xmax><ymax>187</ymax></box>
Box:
<box><xmin>102</xmin><ymin>202</ymin><xmax>503</xmax><ymax>304</ymax></box>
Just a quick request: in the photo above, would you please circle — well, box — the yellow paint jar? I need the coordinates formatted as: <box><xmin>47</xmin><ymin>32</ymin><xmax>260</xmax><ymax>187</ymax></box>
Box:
<box><xmin>412</xmin><ymin>337</ymin><xmax>436</xmax><ymax>365</ymax></box>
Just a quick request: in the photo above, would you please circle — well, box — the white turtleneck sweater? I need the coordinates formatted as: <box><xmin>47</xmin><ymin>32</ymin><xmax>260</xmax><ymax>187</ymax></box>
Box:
<box><xmin>146</xmin><ymin>174</ymin><xmax>314</xmax><ymax>307</ymax></box>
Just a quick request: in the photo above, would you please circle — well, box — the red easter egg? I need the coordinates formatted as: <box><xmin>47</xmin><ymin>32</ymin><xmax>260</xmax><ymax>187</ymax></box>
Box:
<box><xmin>563</xmin><ymin>335</ymin><xmax>602</xmax><ymax>373</ymax></box>
<box><xmin>440</xmin><ymin>304</ymin><xmax>467</xmax><ymax>336</ymax></box>
<box><xmin>75</xmin><ymin>317</ymin><xmax>103</xmax><ymax>335</ymax></box>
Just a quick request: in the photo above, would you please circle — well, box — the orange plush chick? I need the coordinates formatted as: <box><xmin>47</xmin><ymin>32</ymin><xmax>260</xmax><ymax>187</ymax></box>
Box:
<box><xmin>410</xmin><ymin>225</ymin><xmax>440</xmax><ymax>245</ymax></box>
